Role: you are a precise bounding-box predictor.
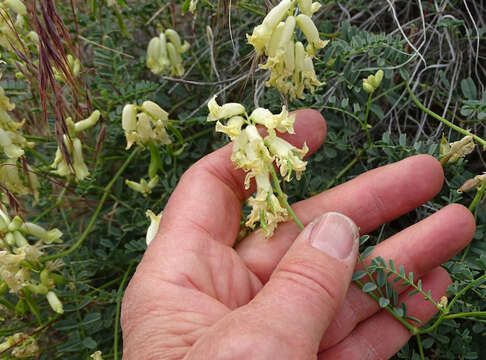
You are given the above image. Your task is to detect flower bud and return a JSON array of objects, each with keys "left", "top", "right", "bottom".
[
  {"left": 72, "top": 138, "right": 89, "bottom": 180},
  {"left": 74, "top": 110, "right": 100, "bottom": 133},
  {"left": 297, "top": 0, "right": 312, "bottom": 16},
  {"left": 46, "top": 291, "right": 64, "bottom": 314},
  {"left": 8, "top": 215, "right": 23, "bottom": 232},
  {"left": 207, "top": 96, "right": 246, "bottom": 121},
  {"left": 145, "top": 209, "right": 162, "bottom": 245},
  {"left": 141, "top": 101, "right": 168, "bottom": 122},
  {"left": 165, "top": 29, "right": 190, "bottom": 54},
  {"left": 262, "top": 0, "right": 292, "bottom": 31},
  {"left": 122, "top": 104, "right": 137, "bottom": 137},
  {"left": 296, "top": 14, "right": 327, "bottom": 54}
]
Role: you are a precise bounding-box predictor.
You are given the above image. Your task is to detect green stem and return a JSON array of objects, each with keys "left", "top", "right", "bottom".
[
  {"left": 469, "top": 181, "right": 486, "bottom": 213},
  {"left": 33, "top": 186, "right": 68, "bottom": 223},
  {"left": 354, "top": 279, "right": 418, "bottom": 334},
  {"left": 113, "top": 261, "right": 135, "bottom": 360},
  {"left": 406, "top": 82, "right": 486, "bottom": 148},
  {"left": 418, "top": 273, "right": 486, "bottom": 334},
  {"left": 40, "top": 148, "right": 141, "bottom": 262},
  {"left": 326, "top": 150, "right": 363, "bottom": 189},
  {"left": 416, "top": 334, "right": 425, "bottom": 360},
  {"left": 0, "top": 296, "right": 16, "bottom": 311},
  {"left": 460, "top": 181, "right": 486, "bottom": 261},
  {"left": 319, "top": 105, "right": 364, "bottom": 127},
  {"left": 270, "top": 167, "right": 304, "bottom": 230},
  {"left": 363, "top": 92, "right": 373, "bottom": 146}
]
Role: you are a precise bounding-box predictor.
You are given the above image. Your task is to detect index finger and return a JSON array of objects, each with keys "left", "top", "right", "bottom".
[{"left": 155, "top": 109, "right": 327, "bottom": 247}]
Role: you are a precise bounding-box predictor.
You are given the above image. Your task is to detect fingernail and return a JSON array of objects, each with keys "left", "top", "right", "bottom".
[{"left": 309, "top": 212, "right": 359, "bottom": 259}]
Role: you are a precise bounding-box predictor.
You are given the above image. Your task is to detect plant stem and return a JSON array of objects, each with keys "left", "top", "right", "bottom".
[
  {"left": 406, "top": 82, "right": 486, "bottom": 148},
  {"left": 326, "top": 150, "right": 363, "bottom": 189},
  {"left": 354, "top": 279, "right": 418, "bottom": 334},
  {"left": 319, "top": 105, "right": 363, "bottom": 126},
  {"left": 418, "top": 273, "right": 486, "bottom": 334},
  {"left": 469, "top": 181, "right": 486, "bottom": 213},
  {"left": 363, "top": 92, "right": 373, "bottom": 146},
  {"left": 40, "top": 148, "right": 141, "bottom": 262},
  {"left": 33, "top": 186, "right": 68, "bottom": 223},
  {"left": 416, "top": 334, "right": 425, "bottom": 360},
  {"left": 113, "top": 261, "right": 135, "bottom": 360},
  {"left": 0, "top": 296, "right": 16, "bottom": 311},
  {"left": 270, "top": 167, "right": 304, "bottom": 230}
]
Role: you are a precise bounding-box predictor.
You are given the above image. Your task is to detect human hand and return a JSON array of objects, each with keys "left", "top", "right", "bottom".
[{"left": 121, "top": 110, "right": 475, "bottom": 359}]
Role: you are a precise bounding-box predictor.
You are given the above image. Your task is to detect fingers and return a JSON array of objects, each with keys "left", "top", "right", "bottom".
[
  {"left": 154, "top": 109, "right": 326, "bottom": 248},
  {"left": 237, "top": 154, "right": 444, "bottom": 281},
  {"left": 319, "top": 203, "right": 475, "bottom": 349},
  {"left": 318, "top": 267, "right": 451, "bottom": 359},
  {"left": 185, "top": 212, "right": 360, "bottom": 359}
]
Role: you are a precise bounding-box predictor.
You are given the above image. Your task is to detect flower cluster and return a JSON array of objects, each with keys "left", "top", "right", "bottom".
[
  {"left": 146, "top": 29, "right": 189, "bottom": 76},
  {"left": 0, "top": 71, "right": 40, "bottom": 204},
  {"left": 247, "top": 0, "right": 327, "bottom": 99},
  {"left": 0, "top": 206, "right": 64, "bottom": 314},
  {"left": 122, "top": 101, "right": 171, "bottom": 195},
  {"left": 0, "top": 0, "right": 39, "bottom": 54},
  {"left": 51, "top": 110, "right": 100, "bottom": 181},
  {"left": 207, "top": 96, "right": 308, "bottom": 237},
  {"left": 362, "top": 70, "right": 384, "bottom": 94},
  {"left": 122, "top": 101, "right": 171, "bottom": 150},
  {"left": 0, "top": 332, "right": 39, "bottom": 358}
]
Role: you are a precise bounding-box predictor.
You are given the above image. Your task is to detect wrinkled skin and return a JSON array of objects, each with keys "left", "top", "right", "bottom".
[{"left": 122, "top": 110, "right": 475, "bottom": 360}]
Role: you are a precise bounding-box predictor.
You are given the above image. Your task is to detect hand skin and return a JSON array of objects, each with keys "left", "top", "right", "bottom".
[{"left": 121, "top": 109, "right": 475, "bottom": 360}]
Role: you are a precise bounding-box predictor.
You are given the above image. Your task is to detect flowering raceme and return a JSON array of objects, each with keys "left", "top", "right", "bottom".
[
  {"left": 207, "top": 96, "right": 308, "bottom": 237},
  {"left": 0, "top": 71, "right": 40, "bottom": 203},
  {"left": 122, "top": 101, "right": 171, "bottom": 150},
  {"left": 247, "top": 0, "right": 327, "bottom": 99},
  {"left": 0, "top": 206, "right": 64, "bottom": 314},
  {"left": 51, "top": 110, "right": 101, "bottom": 181},
  {"left": 146, "top": 28, "right": 189, "bottom": 76}
]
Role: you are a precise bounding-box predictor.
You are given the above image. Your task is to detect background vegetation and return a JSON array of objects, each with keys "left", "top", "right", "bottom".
[{"left": 0, "top": 0, "right": 485, "bottom": 359}]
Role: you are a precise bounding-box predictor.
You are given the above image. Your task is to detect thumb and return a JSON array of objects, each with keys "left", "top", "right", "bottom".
[{"left": 248, "top": 212, "right": 360, "bottom": 356}]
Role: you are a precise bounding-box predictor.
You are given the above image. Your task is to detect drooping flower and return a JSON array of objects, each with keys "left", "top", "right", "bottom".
[
  {"left": 145, "top": 209, "right": 162, "bottom": 245},
  {"left": 207, "top": 97, "right": 307, "bottom": 237},
  {"left": 146, "top": 29, "right": 189, "bottom": 76},
  {"left": 51, "top": 110, "right": 100, "bottom": 181},
  {"left": 125, "top": 176, "right": 159, "bottom": 197},
  {"left": 246, "top": 0, "right": 327, "bottom": 99}
]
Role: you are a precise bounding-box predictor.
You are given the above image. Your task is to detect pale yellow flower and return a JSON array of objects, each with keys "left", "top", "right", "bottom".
[
  {"left": 363, "top": 70, "right": 384, "bottom": 94},
  {"left": 231, "top": 125, "right": 274, "bottom": 189},
  {"left": 246, "top": 0, "right": 292, "bottom": 54},
  {"left": 246, "top": 172, "right": 288, "bottom": 237},
  {"left": 267, "top": 136, "right": 308, "bottom": 181},
  {"left": 90, "top": 351, "right": 104, "bottom": 360},
  {"left": 125, "top": 176, "right": 159, "bottom": 196},
  {"left": 215, "top": 116, "right": 245, "bottom": 140},
  {"left": 207, "top": 96, "right": 246, "bottom": 121},
  {"left": 296, "top": 14, "right": 328, "bottom": 55},
  {"left": 46, "top": 291, "right": 64, "bottom": 314},
  {"left": 145, "top": 209, "right": 162, "bottom": 245}
]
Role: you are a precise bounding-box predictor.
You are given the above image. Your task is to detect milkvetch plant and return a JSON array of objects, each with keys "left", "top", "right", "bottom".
[
  {"left": 247, "top": 0, "right": 327, "bottom": 99},
  {"left": 146, "top": 28, "right": 190, "bottom": 76},
  {"left": 51, "top": 110, "right": 100, "bottom": 181},
  {"left": 207, "top": 95, "right": 307, "bottom": 237}
]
